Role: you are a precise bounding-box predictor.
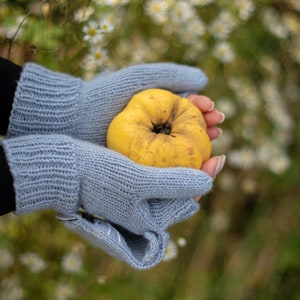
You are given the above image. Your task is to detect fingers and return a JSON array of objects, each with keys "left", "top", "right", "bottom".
[
  {"left": 188, "top": 94, "right": 214, "bottom": 112},
  {"left": 194, "top": 155, "right": 226, "bottom": 201},
  {"left": 194, "top": 155, "right": 226, "bottom": 202},
  {"left": 187, "top": 94, "right": 225, "bottom": 141},
  {"left": 141, "top": 167, "right": 213, "bottom": 200},
  {"left": 207, "top": 127, "right": 223, "bottom": 141},
  {"left": 204, "top": 110, "right": 225, "bottom": 127},
  {"left": 188, "top": 95, "right": 225, "bottom": 126},
  {"left": 201, "top": 155, "right": 226, "bottom": 180}
]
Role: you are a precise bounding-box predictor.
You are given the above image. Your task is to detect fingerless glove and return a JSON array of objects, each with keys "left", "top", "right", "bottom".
[
  {"left": 8, "top": 63, "right": 207, "bottom": 144},
  {"left": 2, "top": 134, "right": 212, "bottom": 269}
]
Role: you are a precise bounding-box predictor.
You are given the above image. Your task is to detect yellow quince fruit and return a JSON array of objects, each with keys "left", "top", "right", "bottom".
[{"left": 107, "top": 88, "right": 211, "bottom": 169}]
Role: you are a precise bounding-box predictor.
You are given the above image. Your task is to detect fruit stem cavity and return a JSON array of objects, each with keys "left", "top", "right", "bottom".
[{"left": 152, "top": 122, "right": 172, "bottom": 135}]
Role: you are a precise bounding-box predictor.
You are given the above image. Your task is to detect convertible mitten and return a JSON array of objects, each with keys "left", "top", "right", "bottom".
[
  {"left": 8, "top": 63, "right": 208, "bottom": 144},
  {"left": 1, "top": 134, "right": 212, "bottom": 269}
]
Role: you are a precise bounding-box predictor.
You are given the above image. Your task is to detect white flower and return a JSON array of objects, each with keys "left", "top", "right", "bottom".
[
  {"left": 228, "top": 147, "right": 257, "bottom": 169},
  {"left": 20, "top": 252, "right": 46, "bottom": 273},
  {"left": 99, "top": 19, "right": 114, "bottom": 32},
  {"left": 171, "top": 1, "right": 195, "bottom": 22},
  {"left": 55, "top": 284, "right": 74, "bottom": 300},
  {"left": 0, "top": 277, "right": 24, "bottom": 300},
  {"left": 6, "top": 15, "right": 27, "bottom": 40},
  {"left": 257, "top": 140, "right": 291, "bottom": 174},
  {"left": 268, "top": 154, "right": 290, "bottom": 174},
  {"left": 87, "top": 47, "right": 108, "bottom": 65},
  {"left": 228, "top": 77, "right": 260, "bottom": 111},
  {"left": 260, "top": 55, "right": 281, "bottom": 76},
  {"left": 83, "top": 21, "right": 103, "bottom": 43},
  {"left": 177, "top": 237, "right": 187, "bottom": 247},
  {"left": 187, "top": 17, "right": 206, "bottom": 37},
  {"left": 61, "top": 252, "right": 83, "bottom": 274},
  {"left": 213, "top": 41, "right": 235, "bottom": 63},
  {"left": 209, "top": 11, "right": 237, "bottom": 39},
  {"left": 144, "top": 0, "right": 169, "bottom": 24},
  {"left": 0, "top": 248, "right": 14, "bottom": 269},
  {"left": 74, "top": 6, "right": 95, "bottom": 22},
  {"left": 235, "top": 0, "right": 255, "bottom": 21},
  {"left": 262, "top": 8, "right": 290, "bottom": 39},
  {"left": 261, "top": 80, "right": 294, "bottom": 131},
  {"left": 162, "top": 239, "right": 178, "bottom": 262},
  {"left": 97, "top": 275, "right": 107, "bottom": 285}
]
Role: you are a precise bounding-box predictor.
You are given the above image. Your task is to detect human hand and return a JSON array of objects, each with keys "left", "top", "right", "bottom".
[
  {"left": 2, "top": 134, "right": 212, "bottom": 269},
  {"left": 188, "top": 94, "right": 225, "bottom": 141},
  {"left": 8, "top": 63, "right": 207, "bottom": 145},
  {"left": 187, "top": 94, "right": 226, "bottom": 200}
]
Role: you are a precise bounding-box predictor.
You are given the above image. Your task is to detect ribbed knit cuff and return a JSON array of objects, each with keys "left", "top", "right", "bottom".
[
  {"left": 7, "top": 63, "right": 82, "bottom": 137},
  {"left": 2, "top": 135, "right": 80, "bottom": 215}
]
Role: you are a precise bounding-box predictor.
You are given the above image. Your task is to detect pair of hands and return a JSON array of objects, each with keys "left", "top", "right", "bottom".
[{"left": 4, "top": 62, "right": 225, "bottom": 269}]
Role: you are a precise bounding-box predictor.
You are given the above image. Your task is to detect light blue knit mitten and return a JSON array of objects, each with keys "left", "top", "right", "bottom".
[
  {"left": 7, "top": 63, "right": 208, "bottom": 144},
  {"left": 2, "top": 134, "right": 213, "bottom": 269}
]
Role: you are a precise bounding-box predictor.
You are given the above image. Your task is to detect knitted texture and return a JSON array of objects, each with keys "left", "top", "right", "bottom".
[
  {"left": 62, "top": 214, "right": 169, "bottom": 270},
  {"left": 8, "top": 63, "right": 208, "bottom": 144},
  {"left": 1, "top": 134, "right": 213, "bottom": 269},
  {"left": 2, "top": 135, "right": 79, "bottom": 215}
]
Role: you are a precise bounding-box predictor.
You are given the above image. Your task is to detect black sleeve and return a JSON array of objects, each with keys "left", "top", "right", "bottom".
[
  {"left": 0, "top": 145, "right": 16, "bottom": 215},
  {"left": 0, "top": 56, "right": 22, "bottom": 135},
  {"left": 0, "top": 56, "right": 21, "bottom": 215}
]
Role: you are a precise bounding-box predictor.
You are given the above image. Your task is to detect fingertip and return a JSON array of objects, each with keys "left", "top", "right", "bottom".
[
  {"left": 207, "top": 127, "right": 223, "bottom": 140},
  {"left": 194, "top": 196, "right": 201, "bottom": 202},
  {"left": 218, "top": 112, "right": 225, "bottom": 124},
  {"left": 201, "top": 155, "right": 226, "bottom": 179},
  {"left": 188, "top": 95, "right": 214, "bottom": 112}
]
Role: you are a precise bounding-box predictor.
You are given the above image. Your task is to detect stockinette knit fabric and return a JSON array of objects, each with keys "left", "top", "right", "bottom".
[
  {"left": 7, "top": 62, "right": 208, "bottom": 144},
  {"left": 1, "top": 134, "right": 212, "bottom": 269}
]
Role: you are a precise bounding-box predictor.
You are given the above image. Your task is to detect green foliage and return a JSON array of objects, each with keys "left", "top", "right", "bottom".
[{"left": 1, "top": 0, "right": 300, "bottom": 299}]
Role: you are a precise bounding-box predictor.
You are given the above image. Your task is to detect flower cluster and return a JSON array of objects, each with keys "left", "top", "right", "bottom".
[
  {"left": 20, "top": 252, "right": 47, "bottom": 273},
  {"left": 0, "top": 243, "right": 85, "bottom": 299},
  {"left": 80, "top": 15, "right": 115, "bottom": 76}
]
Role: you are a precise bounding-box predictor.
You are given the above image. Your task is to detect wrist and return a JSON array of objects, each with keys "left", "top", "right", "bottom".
[
  {"left": 7, "top": 63, "right": 82, "bottom": 138},
  {"left": 0, "top": 145, "right": 16, "bottom": 215},
  {"left": 2, "top": 135, "right": 80, "bottom": 215}
]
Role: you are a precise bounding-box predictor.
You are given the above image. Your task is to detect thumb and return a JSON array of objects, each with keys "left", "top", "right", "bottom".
[
  {"left": 201, "top": 155, "right": 226, "bottom": 179},
  {"left": 148, "top": 198, "right": 199, "bottom": 229},
  {"left": 139, "top": 167, "right": 213, "bottom": 200}
]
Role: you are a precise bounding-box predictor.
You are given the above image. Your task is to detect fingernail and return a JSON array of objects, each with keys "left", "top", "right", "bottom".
[
  {"left": 217, "top": 128, "right": 223, "bottom": 137},
  {"left": 213, "top": 155, "right": 226, "bottom": 178},
  {"left": 208, "top": 101, "right": 215, "bottom": 112},
  {"left": 218, "top": 112, "right": 225, "bottom": 124}
]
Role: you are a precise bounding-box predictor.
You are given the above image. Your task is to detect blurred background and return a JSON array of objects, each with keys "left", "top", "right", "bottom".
[{"left": 0, "top": 0, "right": 299, "bottom": 299}]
